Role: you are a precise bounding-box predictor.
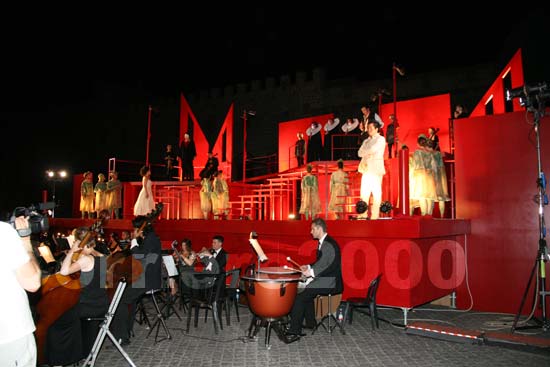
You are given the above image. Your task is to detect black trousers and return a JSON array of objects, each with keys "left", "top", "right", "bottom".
[
  {"left": 182, "top": 160, "right": 194, "bottom": 180},
  {"left": 288, "top": 287, "right": 319, "bottom": 334},
  {"left": 110, "top": 286, "right": 146, "bottom": 341}
]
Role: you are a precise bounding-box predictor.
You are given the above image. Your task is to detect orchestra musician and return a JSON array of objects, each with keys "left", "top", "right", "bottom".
[
  {"left": 173, "top": 238, "right": 197, "bottom": 271},
  {"left": 180, "top": 235, "right": 227, "bottom": 295},
  {"left": 200, "top": 235, "right": 227, "bottom": 274},
  {"left": 44, "top": 226, "right": 109, "bottom": 366},
  {"left": 169, "top": 239, "right": 196, "bottom": 298},
  {"left": 110, "top": 215, "right": 162, "bottom": 346},
  {"left": 285, "top": 218, "right": 343, "bottom": 343}
]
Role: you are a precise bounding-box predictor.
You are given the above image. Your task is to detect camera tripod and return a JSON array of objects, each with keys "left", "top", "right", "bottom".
[{"left": 511, "top": 103, "right": 550, "bottom": 333}]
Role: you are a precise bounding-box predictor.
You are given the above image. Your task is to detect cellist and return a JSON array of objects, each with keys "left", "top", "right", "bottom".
[
  {"left": 110, "top": 214, "right": 162, "bottom": 346},
  {"left": 44, "top": 226, "right": 109, "bottom": 366}
]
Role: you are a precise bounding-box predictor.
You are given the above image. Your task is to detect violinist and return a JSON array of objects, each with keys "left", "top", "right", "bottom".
[
  {"left": 110, "top": 215, "right": 162, "bottom": 346},
  {"left": 173, "top": 238, "right": 197, "bottom": 270},
  {"left": 108, "top": 232, "right": 123, "bottom": 255},
  {"left": 44, "top": 226, "right": 109, "bottom": 366},
  {"left": 119, "top": 230, "right": 131, "bottom": 250}
]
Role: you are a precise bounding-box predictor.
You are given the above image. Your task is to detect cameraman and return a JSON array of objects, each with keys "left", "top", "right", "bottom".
[{"left": 0, "top": 216, "right": 41, "bottom": 367}]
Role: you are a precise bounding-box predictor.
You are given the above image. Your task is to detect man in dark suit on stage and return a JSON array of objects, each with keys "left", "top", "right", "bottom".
[
  {"left": 285, "top": 218, "right": 343, "bottom": 343},
  {"left": 180, "top": 133, "right": 197, "bottom": 181}
]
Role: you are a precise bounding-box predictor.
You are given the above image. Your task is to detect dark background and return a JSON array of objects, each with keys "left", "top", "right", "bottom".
[{"left": 1, "top": 5, "right": 547, "bottom": 217}]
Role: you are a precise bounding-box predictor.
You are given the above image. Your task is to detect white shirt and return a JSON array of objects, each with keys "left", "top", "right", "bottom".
[
  {"left": 358, "top": 133, "right": 386, "bottom": 176},
  {"left": 0, "top": 222, "right": 35, "bottom": 343},
  {"left": 310, "top": 233, "right": 328, "bottom": 278}
]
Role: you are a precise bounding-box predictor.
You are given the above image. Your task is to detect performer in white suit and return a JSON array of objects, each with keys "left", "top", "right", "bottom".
[{"left": 357, "top": 120, "right": 386, "bottom": 219}]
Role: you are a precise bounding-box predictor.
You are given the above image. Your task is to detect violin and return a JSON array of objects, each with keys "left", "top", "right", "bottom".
[{"left": 71, "top": 209, "right": 110, "bottom": 263}]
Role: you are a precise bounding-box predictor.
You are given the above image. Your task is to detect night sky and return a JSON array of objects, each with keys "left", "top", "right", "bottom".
[{"left": 1, "top": 5, "right": 547, "bottom": 217}]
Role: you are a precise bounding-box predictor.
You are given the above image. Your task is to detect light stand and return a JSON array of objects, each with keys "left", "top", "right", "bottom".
[
  {"left": 46, "top": 170, "right": 67, "bottom": 218},
  {"left": 392, "top": 63, "right": 405, "bottom": 158},
  {"left": 511, "top": 93, "right": 549, "bottom": 333},
  {"left": 242, "top": 109, "right": 256, "bottom": 182}
]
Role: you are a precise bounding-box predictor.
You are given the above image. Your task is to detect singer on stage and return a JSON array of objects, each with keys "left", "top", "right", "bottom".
[
  {"left": 285, "top": 218, "right": 343, "bottom": 343},
  {"left": 428, "top": 127, "right": 440, "bottom": 152}
]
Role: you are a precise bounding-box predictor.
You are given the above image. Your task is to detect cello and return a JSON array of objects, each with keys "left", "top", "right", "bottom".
[
  {"left": 105, "top": 203, "right": 163, "bottom": 298},
  {"left": 35, "top": 211, "right": 109, "bottom": 365}
]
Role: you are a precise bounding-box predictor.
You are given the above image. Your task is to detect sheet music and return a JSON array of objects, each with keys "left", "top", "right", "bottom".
[
  {"left": 162, "top": 255, "right": 178, "bottom": 277},
  {"left": 249, "top": 238, "right": 268, "bottom": 262},
  {"left": 38, "top": 245, "right": 55, "bottom": 263}
]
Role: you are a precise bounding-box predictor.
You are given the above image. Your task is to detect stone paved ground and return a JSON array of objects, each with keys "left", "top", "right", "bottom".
[{"left": 86, "top": 298, "right": 550, "bottom": 367}]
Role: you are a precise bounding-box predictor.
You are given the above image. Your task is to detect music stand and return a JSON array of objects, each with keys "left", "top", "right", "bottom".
[
  {"left": 37, "top": 245, "right": 56, "bottom": 264},
  {"left": 82, "top": 280, "right": 136, "bottom": 367},
  {"left": 161, "top": 255, "right": 182, "bottom": 321},
  {"left": 53, "top": 236, "right": 71, "bottom": 252}
]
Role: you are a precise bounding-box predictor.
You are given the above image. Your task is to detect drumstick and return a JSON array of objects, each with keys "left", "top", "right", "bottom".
[
  {"left": 283, "top": 265, "right": 304, "bottom": 274},
  {"left": 286, "top": 256, "right": 302, "bottom": 269}
]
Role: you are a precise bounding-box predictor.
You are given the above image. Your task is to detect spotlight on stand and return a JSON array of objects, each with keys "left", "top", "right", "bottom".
[
  {"left": 46, "top": 169, "right": 68, "bottom": 218},
  {"left": 506, "top": 82, "right": 550, "bottom": 110}
]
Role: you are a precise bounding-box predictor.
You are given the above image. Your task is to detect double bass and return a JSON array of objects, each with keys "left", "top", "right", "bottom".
[
  {"left": 105, "top": 203, "right": 164, "bottom": 297},
  {"left": 35, "top": 210, "right": 109, "bottom": 365}
]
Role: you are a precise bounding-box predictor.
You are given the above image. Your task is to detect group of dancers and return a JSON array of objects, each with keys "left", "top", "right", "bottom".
[{"left": 80, "top": 171, "right": 123, "bottom": 219}]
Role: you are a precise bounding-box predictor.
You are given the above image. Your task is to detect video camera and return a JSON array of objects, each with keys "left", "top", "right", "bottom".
[
  {"left": 506, "top": 82, "right": 550, "bottom": 111},
  {"left": 9, "top": 203, "right": 53, "bottom": 237}
]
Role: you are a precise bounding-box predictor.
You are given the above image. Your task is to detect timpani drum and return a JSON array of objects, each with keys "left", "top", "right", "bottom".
[{"left": 242, "top": 267, "right": 301, "bottom": 319}]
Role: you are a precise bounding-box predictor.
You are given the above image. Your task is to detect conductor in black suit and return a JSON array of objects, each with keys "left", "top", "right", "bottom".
[{"left": 285, "top": 218, "right": 343, "bottom": 343}]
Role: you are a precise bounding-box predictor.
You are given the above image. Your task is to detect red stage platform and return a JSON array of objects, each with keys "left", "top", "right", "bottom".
[{"left": 50, "top": 215, "right": 470, "bottom": 319}]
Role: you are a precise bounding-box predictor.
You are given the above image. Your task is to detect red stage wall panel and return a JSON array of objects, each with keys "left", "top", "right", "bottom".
[
  {"left": 211, "top": 104, "right": 234, "bottom": 181},
  {"left": 50, "top": 216, "right": 469, "bottom": 310},
  {"left": 151, "top": 218, "right": 469, "bottom": 308},
  {"left": 179, "top": 94, "right": 213, "bottom": 179},
  {"left": 454, "top": 110, "right": 550, "bottom": 314},
  {"left": 379, "top": 94, "right": 452, "bottom": 154},
  {"left": 470, "top": 48, "right": 525, "bottom": 117}
]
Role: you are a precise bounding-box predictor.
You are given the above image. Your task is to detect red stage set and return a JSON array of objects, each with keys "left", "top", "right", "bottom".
[{"left": 59, "top": 48, "right": 550, "bottom": 319}]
